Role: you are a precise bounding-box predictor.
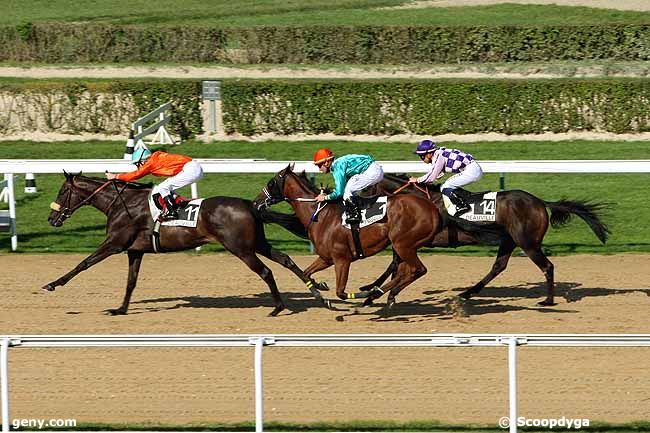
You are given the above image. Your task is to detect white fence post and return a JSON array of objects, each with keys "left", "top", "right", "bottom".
[
  {"left": 508, "top": 338, "right": 518, "bottom": 433},
  {"left": 1, "top": 337, "right": 9, "bottom": 433},
  {"left": 252, "top": 337, "right": 266, "bottom": 433}
]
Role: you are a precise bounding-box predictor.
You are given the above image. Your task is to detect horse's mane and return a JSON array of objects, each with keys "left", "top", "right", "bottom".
[
  {"left": 75, "top": 174, "right": 153, "bottom": 190},
  {"left": 293, "top": 170, "right": 332, "bottom": 194}
]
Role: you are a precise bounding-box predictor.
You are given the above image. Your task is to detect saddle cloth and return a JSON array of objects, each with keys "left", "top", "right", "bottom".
[
  {"left": 148, "top": 193, "right": 204, "bottom": 228},
  {"left": 443, "top": 191, "right": 498, "bottom": 222},
  {"left": 341, "top": 196, "right": 388, "bottom": 229}
]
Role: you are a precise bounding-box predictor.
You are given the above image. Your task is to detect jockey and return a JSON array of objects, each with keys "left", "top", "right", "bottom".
[
  {"left": 313, "top": 148, "right": 384, "bottom": 224},
  {"left": 409, "top": 139, "right": 483, "bottom": 216},
  {"left": 106, "top": 148, "right": 203, "bottom": 220}
]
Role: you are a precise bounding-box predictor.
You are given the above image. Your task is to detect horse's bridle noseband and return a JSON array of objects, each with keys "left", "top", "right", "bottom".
[{"left": 258, "top": 174, "right": 287, "bottom": 209}]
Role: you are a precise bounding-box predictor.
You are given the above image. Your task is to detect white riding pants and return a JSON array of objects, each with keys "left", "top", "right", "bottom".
[
  {"left": 154, "top": 160, "right": 204, "bottom": 197},
  {"left": 441, "top": 161, "right": 483, "bottom": 190},
  {"left": 343, "top": 162, "right": 384, "bottom": 200}
]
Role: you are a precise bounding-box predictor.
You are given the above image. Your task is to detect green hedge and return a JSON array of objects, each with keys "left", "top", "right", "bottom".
[
  {"left": 0, "top": 80, "right": 202, "bottom": 138},
  {"left": 3, "top": 78, "right": 650, "bottom": 136},
  {"left": 3, "top": 23, "right": 650, "bottom": 63},
  {"left": 223, "top": 78, "right": 650, "bottom": 135}
]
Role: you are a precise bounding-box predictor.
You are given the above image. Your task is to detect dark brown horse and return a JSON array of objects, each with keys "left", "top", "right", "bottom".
[
  {"left": 253, "top": 164, "right": 445, "bottom": 310},
  {"left": 45, "top": 173, "right": 326, "bottom": 316},
  {"left": 362, "top": 173, "right": 610, "bottom": 306}
]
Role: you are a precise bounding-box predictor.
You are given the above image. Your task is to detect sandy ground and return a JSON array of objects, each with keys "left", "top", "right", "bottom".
[
  {"left": 393, "top": 0, "right": 650, "bottom": 11},
  {"left": 1, "top": 253, "right": 649, "bottom": 425}
]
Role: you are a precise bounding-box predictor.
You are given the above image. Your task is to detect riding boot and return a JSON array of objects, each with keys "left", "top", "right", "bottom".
[
  {"left": 344, "top": 197, "right": 364, "bottom": 258},
  {"left": 344, "top": 198, "right": 362, "bottom": 225},
  {"left": 162, "top": 195, "right": 179, "bottom": 220},
  {"left": 447, "top": 190, "right": 471, "bottom": 216},
  {"left": 152, "top": 193, "right": 164, "bottom": 211}
]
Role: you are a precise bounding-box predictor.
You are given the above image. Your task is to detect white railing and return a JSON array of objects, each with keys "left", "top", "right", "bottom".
[
  {"left": 2, "top": 334, "right": 650, "bottom": 433},
  {"left": 1, "top": 159, "right": 648, "bottom": 251},
  {"left": 1, "top": 159, "right": 650, "bottom": 174}
]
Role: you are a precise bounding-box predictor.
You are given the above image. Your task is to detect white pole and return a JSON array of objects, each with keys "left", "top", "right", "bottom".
[
  {"left": 508, "top": 338, "right": 518, "bottom": 433},
  {"left": 7, "top": 175, "right": 17, "bottom": 251},
  {"left": 191, "top": 183, "right": 201, "bottom": 252},
  {"left": 254, "top": 337, "right": 264, "bottom": 433},
  {"left": 1, "top": 338, "right": 9, "bottom": 433}
]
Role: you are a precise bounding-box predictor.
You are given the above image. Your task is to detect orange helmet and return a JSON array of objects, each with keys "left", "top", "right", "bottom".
[{"left": 313, "top": 148, "right": 334, "bottom": 165}]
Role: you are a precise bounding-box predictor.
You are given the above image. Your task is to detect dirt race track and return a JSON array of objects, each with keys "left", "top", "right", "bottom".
[{"left": 1, "top": 253, "right": 650, "bottom": 426}]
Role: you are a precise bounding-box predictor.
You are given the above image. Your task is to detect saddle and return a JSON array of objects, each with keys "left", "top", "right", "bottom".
[
  {"left": 339, "top": 196, "right": 388, "bottom": 230},
  {"left": 454, "top": 188, "right": 492, "bottom": 203},
  {"left": 148, "top": 193, "right": 204, "bottom": 227}
]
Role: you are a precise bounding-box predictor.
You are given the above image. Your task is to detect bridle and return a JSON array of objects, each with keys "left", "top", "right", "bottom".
[{"left": 50, "top": 178, "right": 132, "bottom": 224}]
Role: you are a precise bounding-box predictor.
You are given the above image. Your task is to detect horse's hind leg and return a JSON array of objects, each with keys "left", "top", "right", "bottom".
[
  {"left": 236, "top": 252, "right": 286, "bottom": 316},
  {"left": 522, "top": 247, "right": 555, "bottom": 306},
  {"left": 460, "top": 237, "right": 516, "bottom": 300},
  {"left": 359, "top": 249, "right": 401, "bottom": 292},
  {"left": 384, "top": 250, "right": 427, "bottom": 311},
  {"left": 106, "top": 250, "right": 144, "bottom": 316}
]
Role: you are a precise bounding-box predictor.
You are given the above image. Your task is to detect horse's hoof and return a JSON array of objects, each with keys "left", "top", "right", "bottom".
[
  {"left": 362, "top": 298, "right": 374, "bottom": 307},
  {"left": 269, "top": 306, "right": 285, "bottom": 317},
  {"left": 324, "top": 299, "right": 333, "bottom": 309},
  {"left": 104, "top": 309, "right": 127, "bottom": 316},
  {"left": 42, "top": 283, "right": 55, "bottom": 292},
  {"left": 459, "top": 290, "right": 472, "bottom": 300},
  {"left": 537, "top": 299, "right": 556, "bottom": 307},
  {"left": 316, "top": 281, "right": 329, "bottom": 291}
]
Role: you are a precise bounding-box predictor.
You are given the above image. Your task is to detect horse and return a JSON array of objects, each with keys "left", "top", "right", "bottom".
[
  {"left": 45, "top": 172, "right": 327, "bottom": 316},
  {"left": 253, "top": 164, "right": 446, "bottom": 310},
  {"left": 362, "top": 173, "right": 611, "bottom": 306}
]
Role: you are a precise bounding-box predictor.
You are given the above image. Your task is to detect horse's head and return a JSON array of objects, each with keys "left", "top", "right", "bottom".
[
  {"left": 254, "top": 163, "right": 295, "bottom": 210},
  {"left": 47, "top": 172, "right": 95, "bottom": 227}
]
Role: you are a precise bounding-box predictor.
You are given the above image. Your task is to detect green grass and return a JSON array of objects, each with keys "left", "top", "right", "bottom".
[
  {"left": 1, "top": 139, "right": 649, "bottom": 255},
  {"left": 3, "top": 2, "right": 650, "bottom": 27},
  {"left": 19, "top": 419, "right": 650, "bottom": 432}
]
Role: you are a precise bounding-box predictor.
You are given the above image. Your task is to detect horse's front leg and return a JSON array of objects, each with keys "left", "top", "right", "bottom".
[
  {"left": 334, "top": 259, "right": 352, "bottom": 300},
  {"left": 303, "top": 256, "right": 333, "bottom": 291},
  {"left": 42, "top": 238, "right": 125, "bottom": 292},
  {"left": 105, "top": 250, "right": 144, "bottom": 316},
  {"left": 260, "top": 247, "right": 332, "bottom": 309}
]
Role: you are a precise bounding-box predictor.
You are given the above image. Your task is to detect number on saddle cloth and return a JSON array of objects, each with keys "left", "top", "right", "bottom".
[
  {"left": 342, "top": 196, "right": 388, "bottom": 229},
  {"left": 443, "top": 190, "right": 498, "bottom": 222},
  {"left": 148, "top": 193, "right": 205, "bottom": 227}
]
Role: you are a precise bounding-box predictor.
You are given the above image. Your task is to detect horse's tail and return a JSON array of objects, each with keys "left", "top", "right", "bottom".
[
  {"left": 544, "top": 199, "right": 611, "bottom": 244},
  {"left": 257, "top": 208, "right": 309, "bottom": 239}
]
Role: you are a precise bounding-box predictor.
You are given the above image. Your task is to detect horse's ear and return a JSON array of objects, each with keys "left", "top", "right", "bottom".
[
  {"left": 63, "top": 170, "right": 70, "bottom": 179},
  {"left": 290, "top": 162, "right": 295, "bottom": 171}
]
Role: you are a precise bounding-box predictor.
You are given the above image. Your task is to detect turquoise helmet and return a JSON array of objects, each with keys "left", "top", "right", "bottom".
[{"left": 131, "top": 148, "right": 152, "bottom": 164}]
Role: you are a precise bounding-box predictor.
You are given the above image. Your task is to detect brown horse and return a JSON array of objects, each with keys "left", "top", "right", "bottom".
[
  {"left": 45, "top": 172, "right": 326, "bottom": 316},
  {"left": 253, "top": 164, "right": 445, "bottom": 310},
  {"left": 362, "top": 173, "right": 611, "bottom": 306}
]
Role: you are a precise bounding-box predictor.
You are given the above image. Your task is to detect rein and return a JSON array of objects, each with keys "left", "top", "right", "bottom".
[
  {"left": 107, "top": 182, "right": 133, "bottom": 219},
  {"left": 67, "top": 180, "right": 114, "bottom": 213},
  {"left": 51, "top": 179, "right": 133, "bottom": 220},
  {"left": 393, "top": 182, "right": 431, "bottom": 200}
]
